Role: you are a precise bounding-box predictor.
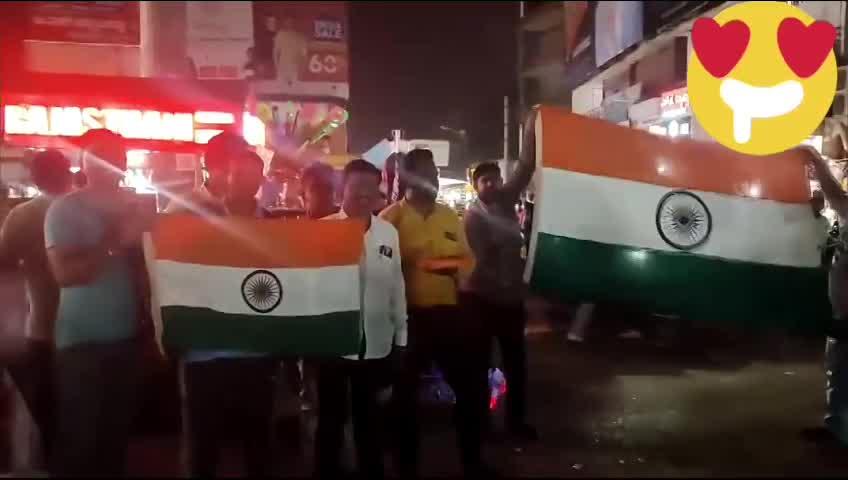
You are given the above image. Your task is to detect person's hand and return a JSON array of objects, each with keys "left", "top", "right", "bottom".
[
  {"left": 520, "top": 108, "right": 538, "bottom": 164},
  {"left": 522, "top": 108, "right": 539, "bottom": 139},
  {"left": 798, "top": 144, "right": 824, "bottom": 166},
  {"left": 419, "top": 257, "right": 468, "bottom": 276}
]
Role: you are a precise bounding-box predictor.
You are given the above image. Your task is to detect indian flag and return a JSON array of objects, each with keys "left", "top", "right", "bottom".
[
  {"left": 144, "top": 215, "right": 364, "bottom": 355},
  {"left": 525, "top": 107, "right": 832, "bottom": 334}
]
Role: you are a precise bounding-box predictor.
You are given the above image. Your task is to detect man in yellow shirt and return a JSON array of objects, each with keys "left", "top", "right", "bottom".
[{"left": 380, "top": 148, "right": 490, "bottom": 476}]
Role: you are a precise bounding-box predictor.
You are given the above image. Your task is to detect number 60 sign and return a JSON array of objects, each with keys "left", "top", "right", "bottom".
[{"left": 301, "top": 49, "right": 348, "bottom": 82}]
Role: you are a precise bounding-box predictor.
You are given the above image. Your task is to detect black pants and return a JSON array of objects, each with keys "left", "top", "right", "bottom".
[
  {"left": 471, "top": 295, "right": 529, "bottom": 431},
  {"left": 51, "top": 338, "right": 141, "bottom": 477},
  {"left": 393, "top": 304, "right": 489, "bottom": 475},
  {"left": 315, "top": 358, "right": 387, "bottom": 479},
  {"left": 180, "top": 356, "right": 278, "bottom": 477},
  {"left": 8, "top": 339, "right": 55, "bottom": 462}
]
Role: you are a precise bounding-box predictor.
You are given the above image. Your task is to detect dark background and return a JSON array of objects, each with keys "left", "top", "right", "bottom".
[{"left": 348, "top": 1, "right": 519, "bottom": 174}]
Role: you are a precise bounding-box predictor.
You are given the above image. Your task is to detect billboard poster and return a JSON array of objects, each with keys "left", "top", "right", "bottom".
[
  {"left": 186, "top": 1, "right": 254, "bottom": 80},
  {"left": 564, "top": 1, "right": 590, "bottom": 61},
  {"left": 594, "top": 1, "right": 643, "bottom": 68},
  {"left": 250, "top": 1, "right": 349, "bottom": 99},
  {"left": 23, "top": 1, "right": 140, "bottom": 45},
  {"left": 254, "top": 100, "right": 349, "bottom": 161}
]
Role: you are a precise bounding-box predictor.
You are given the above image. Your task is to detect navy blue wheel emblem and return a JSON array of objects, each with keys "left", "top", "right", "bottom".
[
  {"left": 656, "top": 191, "right": 712, "bottom": 250},
  {"left": 241, "top": 270, "right": 283, "bottom": 313}
]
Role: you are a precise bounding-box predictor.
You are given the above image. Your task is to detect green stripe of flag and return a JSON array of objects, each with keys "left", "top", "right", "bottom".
[
  {"left": 161, "top": 307, "right": 361, "bottom": 356},
  {"left": 530, "top": 233, "right": 834, "bottom": 335}
]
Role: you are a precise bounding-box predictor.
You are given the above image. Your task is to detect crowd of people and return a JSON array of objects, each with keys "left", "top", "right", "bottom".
[
  {"left": 0, "top": 108, "right": 542, "bottom": 477},
  {"left": 6, "top": 100, "right": 848, "bottom": 477}
]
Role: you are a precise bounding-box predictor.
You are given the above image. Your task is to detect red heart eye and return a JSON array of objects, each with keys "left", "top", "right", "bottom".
[
  {"left": 691, "top": 18, "right": 751, "bottom": 78},
  {"left": 778, "top": 18, "right": 836, "bottom": 78}
]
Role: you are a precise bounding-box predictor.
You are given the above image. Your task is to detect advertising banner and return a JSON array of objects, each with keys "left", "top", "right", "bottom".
[
  {"left": 594, "top": 1, "right": 643, "bottom": 68},
  {"left": 23, "top": 1, "right": 140, "bottom": 45},
  {"left": 186, "top": 1, "right": 254, "bottom": 80},
  {"left": 563, "top": 1, "right": 591, "bottom": 62},
  {"left": 254, "top": 100, "right": 349, "bottom": 160},
  {"left": 250, "top": 1, "right": 349, "bottom": 98}
]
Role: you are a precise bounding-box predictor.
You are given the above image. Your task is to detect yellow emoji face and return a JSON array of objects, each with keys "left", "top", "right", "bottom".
[{"left": 688, "top": 1, "right": 836, "bottom": 156}]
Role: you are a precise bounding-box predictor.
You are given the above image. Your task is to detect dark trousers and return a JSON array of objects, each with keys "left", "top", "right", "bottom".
[
  {"left": 51, "top": 338, "right": 141, "bottom": 477},
  {"left": 180, "top": 356, "right": 277, "bottom": 477},
  {"left": 393, "top": 304, "right": 489, "bottom": 475},
  {"left": 8, "top": 339, "right": 55, "bottom": 461},
  {"left": 471, "top": 295, "right": 529, "bottom": 430},
  {"left": 315, "top": 358, "right": 387, "bottom": 479}
]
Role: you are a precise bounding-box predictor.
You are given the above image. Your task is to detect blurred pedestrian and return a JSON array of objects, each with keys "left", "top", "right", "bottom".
[
  {"left": 380, "top": 148, "right": 491, "bottom": 476},
  {"left": 803, "top": 146, "right": 848, "bottom": 449},
  {"left": 165, "top": 130, "right": 248, "bottom": 216},
  {"left": 464, "top": 109, "right": 538, "bottom": 442},
  {"left": 0, "top": 149, "right": 72, "bottom": 466},
  {"left": 302, "top": 161, "right": 338, "bottom": 220},
  {"left": 567, "top": 303, "right": 596, "bottom": 344},
  {"left": 273, "top": 15, "right": 307, "bottom": 86},
  {"left": 45, "top": 130, "right": 149, "bottom": 476},
  {"left": 314, "top": 160, "right": 407, "bottom": 479}
]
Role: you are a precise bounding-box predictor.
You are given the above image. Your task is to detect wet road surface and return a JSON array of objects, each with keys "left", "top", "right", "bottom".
[
  {"left": 2, "top": 282, "right": 847, "bottom": 476},
  {"left": 126, "top": 310, "right": 848, "bottom": 477}
]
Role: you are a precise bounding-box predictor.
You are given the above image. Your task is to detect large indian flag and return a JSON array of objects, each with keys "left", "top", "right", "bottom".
[
  {"left": 144, "top": 215, "right": 364, "bottom": 355},
  {"left": 526, "top": 107, "right": 833, "bottom": 334}
]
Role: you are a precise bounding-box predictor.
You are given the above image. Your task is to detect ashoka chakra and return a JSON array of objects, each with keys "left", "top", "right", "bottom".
[
  {"left": 656, "top": 191, "right": 712, "bottom": 250},
  {"left": 241, "top": 270, "right": 283, "bottom": 313}
]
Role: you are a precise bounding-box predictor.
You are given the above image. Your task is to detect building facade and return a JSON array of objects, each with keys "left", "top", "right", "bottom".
[{"left": 518, "top": 1, "right": 848, "bottom": 148}]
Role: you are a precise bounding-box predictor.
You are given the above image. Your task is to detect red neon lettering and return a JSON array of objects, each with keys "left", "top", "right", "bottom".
[{"left": 3, "top": 105, "right": 230, "bottom": 144}]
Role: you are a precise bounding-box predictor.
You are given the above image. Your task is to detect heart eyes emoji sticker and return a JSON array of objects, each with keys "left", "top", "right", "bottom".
[
  {"left": 692, "top": 18, "right": 750, "bottom": 78},
  {"left": 777, "top": 18, "right": 836, "bottom": 78},
  {"left": 687, "top": 1, "right": 837, "bottom": 156}
]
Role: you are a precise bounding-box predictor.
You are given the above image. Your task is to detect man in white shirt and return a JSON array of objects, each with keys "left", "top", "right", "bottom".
[{"left": 315, "top": 159, "right": 407, "bottom": 479}]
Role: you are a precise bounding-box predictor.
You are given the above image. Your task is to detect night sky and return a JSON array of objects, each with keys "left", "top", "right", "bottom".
[{"left": 348, "top": 2, "right": 519, "bottom": 174}]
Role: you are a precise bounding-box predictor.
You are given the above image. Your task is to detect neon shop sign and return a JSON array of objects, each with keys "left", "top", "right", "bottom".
[{"left": 3, "top": 105, "right": 238, "bottom": 144}]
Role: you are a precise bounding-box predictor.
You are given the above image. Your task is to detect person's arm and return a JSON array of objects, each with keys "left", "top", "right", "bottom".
[
  {"left": 455, "top": 215, "right": 475, "bottom": 280},
  {"left": 806, "top": 146, "right": 848, "bottom": 219},
  {"left": 0, "top": 207, "right": 22, "bottom": 269},
  {"left": 500, "top": 108, "right": 539, "bottom": 204},
  {"left": 389, "top": 229, "right": 408, "bottom": 348}
]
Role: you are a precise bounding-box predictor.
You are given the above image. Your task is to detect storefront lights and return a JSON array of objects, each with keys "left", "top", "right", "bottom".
[{"left": 668, "top": 120, "right": 680, "bottom": 138}]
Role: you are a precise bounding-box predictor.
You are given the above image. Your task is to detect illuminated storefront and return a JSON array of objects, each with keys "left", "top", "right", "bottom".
[
  {"left": 631, "top": 87, "right": 693, "bottom": 139},
  {"left": 0, "top": 72, "right": 264, "bottom": 208}
]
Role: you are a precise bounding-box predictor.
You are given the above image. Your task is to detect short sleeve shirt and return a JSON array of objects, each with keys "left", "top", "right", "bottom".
[
  {"left": 45, "top": 191, "right": 139, "bottom": 349},
  {"left": 379, "top": 200, "right": 472, "bottom": 307}
]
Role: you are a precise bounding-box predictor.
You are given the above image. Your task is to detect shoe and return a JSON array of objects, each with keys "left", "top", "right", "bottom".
[{"left": 508, "top": 423, "right": 539, "bottom": 443}]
